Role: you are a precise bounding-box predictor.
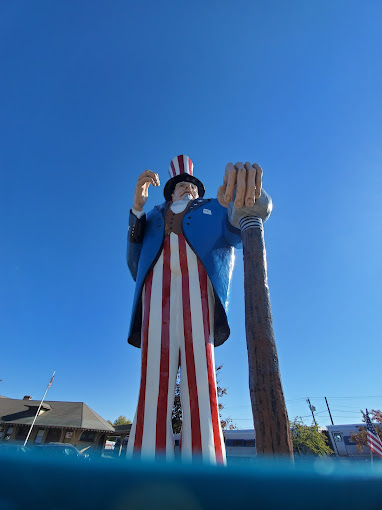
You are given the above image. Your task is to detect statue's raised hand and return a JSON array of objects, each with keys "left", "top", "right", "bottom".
[
  {"left": 217, "top": 162, "right": 263, "bottom": 208},
  {"left": 133, "top": 170, "right": 160, "bottom": 211}
]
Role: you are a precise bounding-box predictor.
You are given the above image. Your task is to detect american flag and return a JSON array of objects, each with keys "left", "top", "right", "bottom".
[
  {"left": 47, "top": 371, "right": 55, "bottom": 389},
  {"left": 365, "top": 409, "right": 382, "bottom": 458}
]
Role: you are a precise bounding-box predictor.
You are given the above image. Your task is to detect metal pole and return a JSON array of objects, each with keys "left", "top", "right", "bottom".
[
  {"left": 325, "top": 397, "right": 334, "bottom": 425},
  {"left": 24, "top": 371, "right": 55, "bottom": 446},
  {"left": 240, "top": 216, "right": 293, "bottom": 457}
]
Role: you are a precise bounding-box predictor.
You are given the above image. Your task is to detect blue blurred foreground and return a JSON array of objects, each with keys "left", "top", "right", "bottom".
[{"left": 1, "top": 451, "right": 382, "bottom": 509}]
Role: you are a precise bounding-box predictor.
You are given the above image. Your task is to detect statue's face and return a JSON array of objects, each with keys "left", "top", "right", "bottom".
[{"left": 172, "top": 181, "right": 199, "bottom": 202}]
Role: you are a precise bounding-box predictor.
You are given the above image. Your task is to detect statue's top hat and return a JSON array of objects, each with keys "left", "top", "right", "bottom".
[{"left": 163, "top": 155, "right": 205, "bottom": 201}]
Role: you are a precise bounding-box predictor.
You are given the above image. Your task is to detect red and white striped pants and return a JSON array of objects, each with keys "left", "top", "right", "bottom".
[{"left": 127, "top": 233, "right": 226, "bottom": 464}]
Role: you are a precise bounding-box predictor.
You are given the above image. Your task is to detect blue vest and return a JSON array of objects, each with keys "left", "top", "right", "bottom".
[{"left": 127, "top": 198, "right": 242, "bottom": 348}]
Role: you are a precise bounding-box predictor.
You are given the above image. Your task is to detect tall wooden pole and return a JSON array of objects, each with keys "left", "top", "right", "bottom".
[
  {"left": 229, "top": 188, "right": 293, "bottom": 458},
  {"left": 239, "top": 217, "right": 293, "bottom": 457}
]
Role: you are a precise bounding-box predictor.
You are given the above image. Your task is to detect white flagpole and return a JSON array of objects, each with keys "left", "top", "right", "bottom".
[{"left": 24, "top": 371, "right": 55, "bottom": 446}]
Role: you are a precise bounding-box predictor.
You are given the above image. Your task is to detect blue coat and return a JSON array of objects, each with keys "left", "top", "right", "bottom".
[{"left": 127, "top": 198, "right": 242, "bottom": 348}]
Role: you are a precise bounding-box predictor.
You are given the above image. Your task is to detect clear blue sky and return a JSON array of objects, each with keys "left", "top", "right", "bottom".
[{"left": 1, "top": 1, "right": 381, "bottom": 428}]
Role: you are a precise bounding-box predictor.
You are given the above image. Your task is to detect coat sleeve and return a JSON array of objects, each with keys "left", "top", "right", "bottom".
[
  {"left": 127, "top": 210, "right": 146, "bottom": 281},
  {"left": 223, "top": 210, "right": 242, "bottom": 249}
]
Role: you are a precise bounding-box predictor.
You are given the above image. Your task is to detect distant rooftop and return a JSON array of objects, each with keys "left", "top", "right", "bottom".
[{"left": 0, "top": 397, "right": 114, "bottom": 432}]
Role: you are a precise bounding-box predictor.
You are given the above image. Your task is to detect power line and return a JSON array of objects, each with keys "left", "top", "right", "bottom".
[
  {"left": 304, "top": 395, "right": 382, "bottom": 400},
  {"left": 330, "top": 404, "right": 365, "bottom": 409},
  {"left": 330, "top": 409, "right": 364, "bottom": 413}
]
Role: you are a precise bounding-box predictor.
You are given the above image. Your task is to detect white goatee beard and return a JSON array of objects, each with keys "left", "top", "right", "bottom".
[
  {"left": 171, "top": 195, "right": 195, "bottom": 214},
  {"left": 173, "top": 194, "right": 194, "bottom": 204},
  {"left": 181, "top": 194, "right": 194, "bottom": 201}
]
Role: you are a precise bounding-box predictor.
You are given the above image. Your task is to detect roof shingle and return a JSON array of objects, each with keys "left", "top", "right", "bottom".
[{"left": 0, "top": 398, "right": 114, "bottom": 432}]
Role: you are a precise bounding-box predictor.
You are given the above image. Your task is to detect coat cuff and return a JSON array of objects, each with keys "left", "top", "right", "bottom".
[
  {"left": 132, "top": 207, "right": 145, "bottom": 219},
  {"left": 129, "top": 210, "right": 146, "bottom": 243}
]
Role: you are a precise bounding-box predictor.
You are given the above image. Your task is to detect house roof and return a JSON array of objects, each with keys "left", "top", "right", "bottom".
[{"left": 0, "top": 398, "right": 114, "bottom": 432}]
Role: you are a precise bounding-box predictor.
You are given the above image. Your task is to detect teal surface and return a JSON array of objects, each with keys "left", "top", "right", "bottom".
[{"left": 1, "top": 454, "right": 382, "bottom": 509}]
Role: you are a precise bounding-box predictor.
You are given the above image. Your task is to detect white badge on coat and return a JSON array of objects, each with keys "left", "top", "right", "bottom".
[{"left": 203, "top": 209, "right": 212, "bottom": 215}]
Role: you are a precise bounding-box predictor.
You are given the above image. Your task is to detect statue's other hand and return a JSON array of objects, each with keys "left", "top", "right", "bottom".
[
  {"left": 133, "top": 170, "right": 160, "bottom": 211},
  {"left": 217, "top": 162, "right": 263, "bottom": 209}
]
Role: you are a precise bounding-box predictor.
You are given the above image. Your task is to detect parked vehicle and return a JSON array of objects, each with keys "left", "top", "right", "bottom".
[
  {"left": 0, "top": 444, "right": 32, "bottom": 457},
  {"left": 36, "top": 442, "right": 90, "bottom": 462}
]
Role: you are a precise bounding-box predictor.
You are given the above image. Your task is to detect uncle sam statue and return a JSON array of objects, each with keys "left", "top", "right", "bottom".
[{"left": 126, "top": 155, "right": 263, "bottom": 464}]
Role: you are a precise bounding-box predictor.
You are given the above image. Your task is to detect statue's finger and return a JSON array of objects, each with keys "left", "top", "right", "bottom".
[
  {"left": 152, "top": 172, "right": 160, "bottom": 186},
  {"left": 138, "top": 169, "right": 151, "bottom": 179},
  {"left": 234, "top": 163, "right": 246, "bottom": 208},
  {"left": 145, "top": 170, "right": 160, "bottom": 186},
  {"left": 137, "top": 176, "right": 157, "bottom": 187},
  {"left": 137, "top": 170, "right": 159, "bottom": 185},
  {"left": 225, "top": 162, "right": 235, "bottom": 177},
  {"left": 224, "top": 169, "right": 237, "bottom": 203},
  {"left": 253, "top": 163, "right": 263, "bottom": 198},
  {"left": 234, "top": 161, "right": 244, "bottom": 172},
  {"left": 217, "top": 184, "right": 229, "bottom": 208},
  {"left": 245, "top": 167, "right": 256, "bottom": 207}
]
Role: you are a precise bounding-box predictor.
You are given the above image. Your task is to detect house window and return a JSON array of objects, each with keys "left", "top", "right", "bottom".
[
  {"left": 80, "top": 431, "right": 95, "bottom": 442},
  {"left": 15, "top": 425, "right": 29, "bottom": 441},
  {"left": 34, "top": 430, "right": 45, "bottom": 444},
  {"left": 4, "top": 426, "right": 13, "bottom": 440},
  {"left": 64, "top": 431, "right": 73, "bottom": 443},
  {"left": 45, "top": 428, "right": 61, "bottom": 443}
]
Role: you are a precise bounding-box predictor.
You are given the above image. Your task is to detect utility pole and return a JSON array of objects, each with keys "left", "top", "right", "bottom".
[
  {"left": 325, "top": 397, "right": 334, "bottom": 425},
  {"left": 306, "top": 398, "right": 317, "bottom": 426}
]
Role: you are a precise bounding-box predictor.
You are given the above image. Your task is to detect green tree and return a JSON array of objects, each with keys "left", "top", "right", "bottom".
[
  {"left": 290, "top": 417, "right": 333, "bottom": 456},
  {"left": 350, "top": 409, "right": 382, "bottom": 452},
  {"left": 172, "top": 372, "right": 182, "bottom": 434},
  {"left": 113, "top": 415, "right": 132, "bottom": 426},
  {"left": 172, "top": 364, "right": 236, "bottom": 434}
]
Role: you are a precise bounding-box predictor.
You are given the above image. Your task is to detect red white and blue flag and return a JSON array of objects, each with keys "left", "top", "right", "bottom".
[
  {"left": 366, "top": 409, "right": 382, "bottom": 458},
  {"left": 47, "top": 371, "right": 55, "bottom": 389}
]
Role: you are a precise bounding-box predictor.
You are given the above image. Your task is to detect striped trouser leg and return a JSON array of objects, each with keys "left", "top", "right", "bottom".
[
  {"left": 177, "top": 234, "right": 226, "bottom": 465},
  {"left": 127, "top": 236, "right": 178, "bottom": 460},
  {"left": 127, "top": 233, "right": 226, "bottom": 464}
]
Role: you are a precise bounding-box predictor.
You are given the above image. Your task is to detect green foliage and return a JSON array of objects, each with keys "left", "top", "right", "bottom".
[
  {"left": 172, "top": 364, "right": 236, "bottom": 434},
  {"left": 291, "top": 417, "right": 333, "bottom": 456},
  {"left": 113, "top": 415, "right": 132, "bottom": 426},
  {"left": 350, "top": 409, "right": 382, "bottom": 452},
  {"left": 172, "top": 371, "right": 182, "bottom": 434}
]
